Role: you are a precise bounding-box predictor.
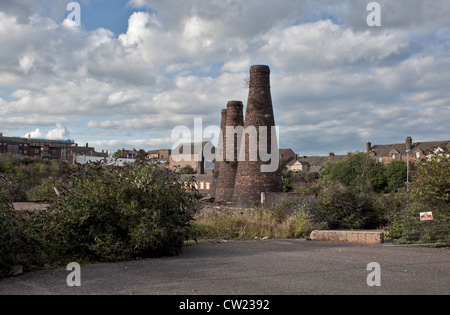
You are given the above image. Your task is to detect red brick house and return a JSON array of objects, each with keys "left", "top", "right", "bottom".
[{"left": 366, "top": 136, "right": 449, "bottom": 164}]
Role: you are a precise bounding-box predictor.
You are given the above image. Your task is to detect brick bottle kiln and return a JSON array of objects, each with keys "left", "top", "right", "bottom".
[
  {"left": 215, "top": 101, "right": 244, "bottom": 202},
  {"left": 232, "top": 65, "right": 283, "bottom": 206}
]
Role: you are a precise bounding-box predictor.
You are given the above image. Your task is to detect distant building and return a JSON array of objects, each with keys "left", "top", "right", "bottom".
[
  {"left": 169, "top": 141, "right": 215, "bottom": 174},
  {"left": 147, "top": 149, "right": 171, "bottom": 159},
  {"left": 0, "top": 132, "right": 73, "bottom": 160},
  {"left": 146, "top": 149, "right": 171, "bottom": 166},
  {"left": 366, "top": 136, "right": 450, "bottom": 164},
  {"left": 117, "top": 148, "right": 147, "bottom": 159},
  {"left": 71, "top": 142, "right": 109, "bottom": 164},
  {"left": 279, "top": 148, "right": 297, "bottom": 164},
  {"left": 288, "top": 152, "right": 346, "bottom": 173}
]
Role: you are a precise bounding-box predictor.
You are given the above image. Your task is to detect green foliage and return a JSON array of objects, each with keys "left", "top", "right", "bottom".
[
  {"left": 321, "top": 151, "right": 406, "bottom": 193},
  {"left": 26, "top": 176, "right": 65, "bottom": 202},
  {"left": 112, "top": 150, "right": 122, "bottom": 158},
  {"left": 399, "top": 146, "right": 450, "bottom": 244},
  {"left": 43, "top": 161, "right": 198, "bottom": 263},
  {"left": 311, "top": 179, "right": 387, "bottom": 229},
  {"left": 321, "top": 152, "right": 387, "bottom": 193},
  {"left": 385, "top": 160, "right": 407, "bottom": 192},
  {"left": 178, "top": 165, "right": 196, "bottom": 174},
  {"left": 0, "top": 176, "right": 23, "bottom": 277},
  {"left": 272, "top": 199, "right": 328, "bottom": 237},
  {"left": 280, "top": 156, "right": 294, "bottom": 192},
  {"left": 0, "top": 154, "right": 70, "bottom": 201}
]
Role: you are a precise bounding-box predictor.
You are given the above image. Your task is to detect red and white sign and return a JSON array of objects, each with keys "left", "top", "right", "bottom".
[{"left": 420, "top": 212, "right": 433, "bottom": 221}]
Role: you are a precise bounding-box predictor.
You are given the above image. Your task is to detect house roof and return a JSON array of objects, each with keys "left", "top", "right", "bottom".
[
  {"left": 295, "top": 155, "right": 347, "bottom": 172},
  {"left": 370, "top": 141, "right": 449, "bottom": 157}
]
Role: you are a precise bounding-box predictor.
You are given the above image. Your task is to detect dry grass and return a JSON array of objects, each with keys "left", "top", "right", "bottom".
[{"left": 192, "top": 203, "right": 299, "bottom": 240}]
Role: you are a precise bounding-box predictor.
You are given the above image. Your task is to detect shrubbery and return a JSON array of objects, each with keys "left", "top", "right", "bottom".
[
  {"left": 0, "top": 160, "right": 199, "bottom": 278},
  {"left": 44, "top": 161, "right": 198, "bottom": 263},
  {"left": 0, "top": 154, "right": 70, "bottom": 201},
  {"left": 0, "top": 176, "right": 23, "bottom": 277},
  {"left": 193, "top": 199, "right": 327, "bottom": 240},
  {"left": 311, "top": 179, "right": 387, "bottom": 230},
  {"left": 321, "top": 152, "right": 406, "bottom": 193},
  {"left": 396, "top": 146, "right": 450, "bottom": 244}
]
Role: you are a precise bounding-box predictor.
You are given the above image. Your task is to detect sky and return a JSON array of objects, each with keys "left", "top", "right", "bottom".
[{"left": 0, "top": 0, "right": 449, "bottom": 156}]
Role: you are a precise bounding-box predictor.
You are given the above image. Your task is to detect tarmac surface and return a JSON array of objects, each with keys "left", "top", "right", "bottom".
[{"left": 0, "top": 239, "right": 449, "bottom": 295}]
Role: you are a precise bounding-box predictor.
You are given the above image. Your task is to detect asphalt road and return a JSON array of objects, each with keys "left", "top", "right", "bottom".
[{"left": 0, "top": 239, "right": 449, "bottom": 295}]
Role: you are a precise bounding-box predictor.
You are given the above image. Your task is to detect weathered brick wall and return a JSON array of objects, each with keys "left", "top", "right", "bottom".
[
  {"left": 233, "top": 65, "right": 283, "bottom": 206},
  {"left": 261, "top": 192, "right": 316, "bottom": 207}
]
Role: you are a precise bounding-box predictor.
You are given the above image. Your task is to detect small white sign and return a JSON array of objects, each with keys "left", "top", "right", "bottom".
[{"left": 420, "top": 212, "right": 433, "bottom": 221}]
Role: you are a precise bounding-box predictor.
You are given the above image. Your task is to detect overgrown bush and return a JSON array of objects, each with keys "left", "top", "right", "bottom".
[
  {"left": 26, "top": 176, "right": 66, "bottom": 202},
  {"left": 321, "top": 152, "right": 406, "bottom": 193},
  {"left": 0, "top": 154, "right": 70, "bottom": 201},
  {"left": 0, "top": 176, "right": 25, "bottom": 277},
  {"left": 311, "top": 179, "right": 387, "bottom": 229},
  {"left": 398, "top": 146, "right": 450, "bottom": 244},
  {"left": 272, "top": 199, "right": 328, "bottom": 237},
  {"left": 43, "top": 161, "right": 198, "bottom": 264},
  {"left": 193, "top": 199, "right": 327, "bottom": 240}
]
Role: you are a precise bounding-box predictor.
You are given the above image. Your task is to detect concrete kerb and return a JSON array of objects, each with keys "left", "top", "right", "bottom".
[{"left": 309, "top": 230, "right": 385, "bottom": 244}]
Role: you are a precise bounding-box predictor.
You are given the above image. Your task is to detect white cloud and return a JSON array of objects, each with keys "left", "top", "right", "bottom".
[
  {"left": 0, "top": 1, "right": 449, "bottom": 155},
  {"left": 24, "top": 128, "right": 43, "bottom": 139},
  {"left": 46, "top": 124, "right": 68, "bottom": 140}
]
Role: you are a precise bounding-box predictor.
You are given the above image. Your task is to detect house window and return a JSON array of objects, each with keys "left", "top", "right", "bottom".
[
  {"left": 378, "top": 158, "right": 383, "bottom": 163},
  {"left": 391, "top": 153, "right": 396, "bottom": 159},
  {"left": 415, "top": 152, "right": 420, "bottom": 159},
  {"left": 35, "top": 149, "right": 40, "bottom": 155}
]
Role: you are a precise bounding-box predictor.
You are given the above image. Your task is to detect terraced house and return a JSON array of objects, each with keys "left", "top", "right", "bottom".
[{"left": 366, "top": 136, "right": 450, "bottom": 164}]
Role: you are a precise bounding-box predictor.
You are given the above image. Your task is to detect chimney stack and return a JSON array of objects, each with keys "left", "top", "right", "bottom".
[
  {"left": 86, "top": 143, "right": 89, "bottom": 148},
  {"left": 215, "top": 101, "right": 244, "bottom": 202},
  {"left": 366, "top": 141, "right": 371, "bottom": 152},
  {"left": 233, "top": 65, "right": 282, "bottom": 206},
  {"left": 329, "top": 152, "right": 335, "bottom": 158},
  {"left": 406, "top": 136, "right": 412, "bottom": 151}
]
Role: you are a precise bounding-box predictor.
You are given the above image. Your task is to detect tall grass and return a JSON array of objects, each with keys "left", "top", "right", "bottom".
[{"left": 193, "top": 200, "right": 328, "bottom": 240}]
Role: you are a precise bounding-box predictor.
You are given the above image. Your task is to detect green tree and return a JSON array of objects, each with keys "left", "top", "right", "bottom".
[
  {"left": 280, "top": 156, "right": 294, "bottom": 192},
  {"left": 385, "top": 160, "right": 407, "bottom": 192},
  {"left": 112, "top": 150, "right": 122, "bottom": 158},
  {"left": 178, "top": 165, "right": 196, "bottom": 174},
  {"left": 321, "top": 152, "right": 387, "bottom": 193},
  {"left": 400, "top": 145, "right": 450, "bottom": 244}
]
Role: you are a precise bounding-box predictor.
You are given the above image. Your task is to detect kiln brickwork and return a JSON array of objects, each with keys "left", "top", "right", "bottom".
[
  {"left": 215, "top": 101, "right": 244, "bottom": 202},
  {"left": 233, "top": 65, "right": 283, "bottom": 206},
  {"left": 210, "top": 109, "right": 227, "bottom": 198}
]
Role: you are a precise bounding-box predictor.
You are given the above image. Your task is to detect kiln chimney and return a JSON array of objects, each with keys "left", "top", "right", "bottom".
[
  {"left": 233, "top": 65, "right": 282, "bottom": 206},
  {"left": 210, "top": 109, "right": 227, "bottom": 199},
  {"left": 215, "top": 101, "right": 244, "bottom": 202}
]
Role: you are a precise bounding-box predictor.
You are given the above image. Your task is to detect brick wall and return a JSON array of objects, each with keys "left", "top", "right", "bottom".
[{"left": 261, "top": 192, "right": 316, "bottom": 208}]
